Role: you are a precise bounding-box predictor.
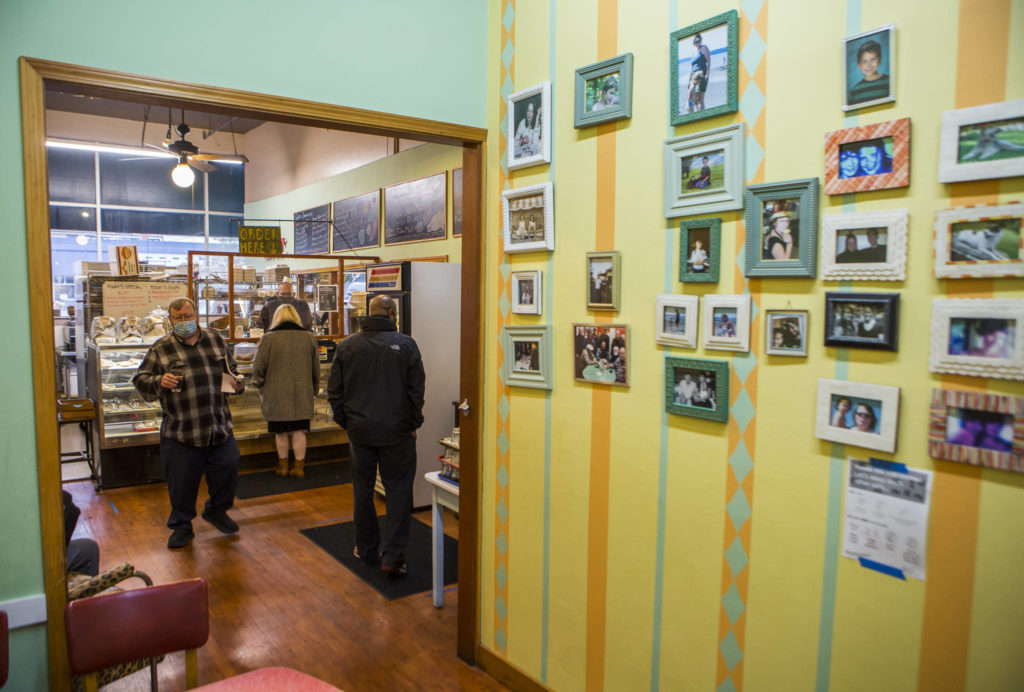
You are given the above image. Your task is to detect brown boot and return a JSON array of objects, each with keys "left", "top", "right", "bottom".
[
  {"left": 289, "top": 458, "right": 305, "bottom": 479},
  {"left": 276, "top": 457, "right": 289, "bottom": 477}
]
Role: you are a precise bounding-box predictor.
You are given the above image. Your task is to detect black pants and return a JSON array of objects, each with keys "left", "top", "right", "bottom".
[
  {"left": 160, "top": 436, "right": 240, "bottom": 531},
  {"left": 349, "top": 436, "right": 416, "bottom": 569}
]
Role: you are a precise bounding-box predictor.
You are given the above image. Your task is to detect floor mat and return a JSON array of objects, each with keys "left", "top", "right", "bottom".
[
  {"left": 300, "top": 516, "right": 457, "bottom": 600},
  {"left": 235, "top": 460, "right": 351, "bottom": 500}
]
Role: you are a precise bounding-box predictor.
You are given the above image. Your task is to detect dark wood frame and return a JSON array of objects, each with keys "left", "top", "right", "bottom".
[
  {"left": 823, "top": 291, "right": 900, "bottom": 351},
  {"left": 20, "top": 56, "right": 487, "bottom": 687}
]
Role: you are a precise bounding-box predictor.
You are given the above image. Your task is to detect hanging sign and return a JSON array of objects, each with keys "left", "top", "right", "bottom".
[{"left": 238, "top": 226, "right": 282, "bottom": 255}]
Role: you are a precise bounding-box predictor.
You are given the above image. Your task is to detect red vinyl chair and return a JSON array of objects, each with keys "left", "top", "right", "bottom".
[
  {"left": 65, "top": 578, "right": 208, "bottom": 692},
  {"left": 1, "top": 610, "right": 9, "bottom": 689}
]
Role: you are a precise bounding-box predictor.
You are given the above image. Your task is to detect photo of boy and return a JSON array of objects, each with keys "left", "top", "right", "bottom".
[{"left": 843, "top": 27, "right": 894, "bottom": 110}]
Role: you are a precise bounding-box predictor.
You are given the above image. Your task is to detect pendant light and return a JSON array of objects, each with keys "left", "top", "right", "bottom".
[{"left": 171, "top": 156, "right": 195, "bottom": 187}]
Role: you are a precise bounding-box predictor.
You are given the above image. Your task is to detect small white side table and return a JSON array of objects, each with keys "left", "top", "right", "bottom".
[{"left": 424, "top": 471, "right": 459, "bottom": 608}]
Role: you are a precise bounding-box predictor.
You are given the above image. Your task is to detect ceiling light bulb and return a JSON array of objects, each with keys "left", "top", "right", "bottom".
[{"left": 171, "top": 160, "right": 195, "bottom": 187}]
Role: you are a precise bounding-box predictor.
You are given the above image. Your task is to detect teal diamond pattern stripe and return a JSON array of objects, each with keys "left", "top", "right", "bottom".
[
  {"left": 731, "top": 389, "right": 756, "bottom": 435},
  {"left": 729, "top": 439, "right": 754, "bottom": 485},
  {"left": 719, "top": 630, "right": 744, "bottom": 671},
  {"left": 717, "top": 677, "right": 739, "bottom": 692},
  {"left": 726, "top": 488, "right": 752, "bottom": 532},
  {"left": 725, "top": 536, "right": 749, "bottom": 577},
  {"left": 722, "top": 584, "right": 746, "bottom": 625}
]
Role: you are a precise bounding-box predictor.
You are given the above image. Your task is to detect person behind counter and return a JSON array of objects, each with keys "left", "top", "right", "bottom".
[
  {"left": 259, "top": 281, "right": 313, "bottom": 331},
  {"left": 132, "top": 297, "right": 245, "bottom": 550},
  {"left": 252, "top": 303, "right": 320, "bottom": 479}
]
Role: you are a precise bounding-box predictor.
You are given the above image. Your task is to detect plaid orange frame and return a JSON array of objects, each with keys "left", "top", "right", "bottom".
[{"left": 824, "top": 117, "right": 910, "bottom": 195}]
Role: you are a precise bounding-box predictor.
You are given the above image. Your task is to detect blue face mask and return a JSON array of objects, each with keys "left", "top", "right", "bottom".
[{"left": 173, "top": 320, "right": 198, "bottom": 337}]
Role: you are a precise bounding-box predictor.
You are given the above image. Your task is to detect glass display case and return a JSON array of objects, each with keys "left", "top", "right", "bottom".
[
  {"left": 88, "top": 343, "right": 163, "bottom": 448},
  {"left": 188, "top": 251, "right": 379, "bottom": 342},
  {"left": 231, "top": 348, "right": 337, "bottom": 439}
]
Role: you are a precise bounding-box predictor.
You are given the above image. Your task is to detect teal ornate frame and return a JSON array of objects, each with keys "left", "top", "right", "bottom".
[
  {"left": 669, "top": 10, "right": 739, "bottom": 126},
  {"left": 665, "top": 356, "right": 730, "bottom": 422},
  {"left": 679, "top": 217, "right": 721, "bottom": 283}
]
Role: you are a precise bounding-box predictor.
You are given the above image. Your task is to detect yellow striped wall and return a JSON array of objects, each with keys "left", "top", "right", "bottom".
[{"left": 482, "top": 0, "right": 1024, "bottom": 690}]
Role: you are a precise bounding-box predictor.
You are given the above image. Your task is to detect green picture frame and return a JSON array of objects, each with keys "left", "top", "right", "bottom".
[
  {"left": 744, "top": 177, "right": 820, "bottom": 278},
  {"left": 663, "top": 122, "right": 745, "bottom": 218},
  {"left": 574, "top": 53, "right": 634, "bottom": 128},
  {"left": 665, "top": 356, "right": 729, "bottom": 422},
  {"left": 502, "top": 325, "right": 553, "bottom": 390},
  {"left": 679, "top": 218, "right": 721, "bottom": 283},
  {"left": 669, "top": 10, "right": 739, "bottom": 126}
]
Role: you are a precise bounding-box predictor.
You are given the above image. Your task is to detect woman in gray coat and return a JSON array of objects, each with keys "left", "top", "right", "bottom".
[{"left": 252, "top": 303, "right": 320, "bottom": 478}]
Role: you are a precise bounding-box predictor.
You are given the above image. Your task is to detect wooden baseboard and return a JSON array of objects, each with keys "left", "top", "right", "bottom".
[{"left": 476, "top": 646, "right": 550, "bottom": 692}]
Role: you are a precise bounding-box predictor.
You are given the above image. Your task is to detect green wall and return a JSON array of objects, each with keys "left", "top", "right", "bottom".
[{"left": 0, "top": 1, "right": 485, "bottom": 688}]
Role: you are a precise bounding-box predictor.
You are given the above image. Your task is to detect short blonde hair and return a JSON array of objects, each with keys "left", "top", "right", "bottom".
[{"left": 270, "top": 303, "right": 302, "bottom": 330}]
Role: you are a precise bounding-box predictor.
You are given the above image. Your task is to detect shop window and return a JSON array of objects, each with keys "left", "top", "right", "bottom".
[
  {"left": 50, "top": 205, "right": 98, "bottom": 232},
  {"left": 47, "top": 148, "right": 96, "bottom": 204},
  {"left": 99, "top": 152, "right": 205, "bottom": 210},
  {"left": 208, "top": 164, "right": 244, "bottom": 213},
  {"left": 101, "top": 209, "right": 204, "bottom": 237},
  {"left": 51, "top": 230, "right": 98, "bottom": 312}
]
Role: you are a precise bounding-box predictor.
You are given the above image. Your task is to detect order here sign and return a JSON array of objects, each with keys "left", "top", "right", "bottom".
[{"left": 238, "top": 226, "right": 282, "bottom": 254}]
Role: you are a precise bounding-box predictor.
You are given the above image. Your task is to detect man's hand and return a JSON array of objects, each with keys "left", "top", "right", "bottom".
[{"left": 160, "top": 373, "right": 181, "bottom": 389}]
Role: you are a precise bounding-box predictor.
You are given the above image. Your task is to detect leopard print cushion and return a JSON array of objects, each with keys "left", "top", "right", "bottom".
[
  {"left": 67, "top": 562, "right": 136, "bottom": 600},
  {"left": 72, "top": 657, "right": 165, "bottom": 691}
]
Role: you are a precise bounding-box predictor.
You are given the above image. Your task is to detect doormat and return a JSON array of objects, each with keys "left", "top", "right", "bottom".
[
  {"left": 299, "top": 516, "right": 457, "bottom": 600},
  {"left": 235, "top": 460, "right": 351, "bottom": 500}
]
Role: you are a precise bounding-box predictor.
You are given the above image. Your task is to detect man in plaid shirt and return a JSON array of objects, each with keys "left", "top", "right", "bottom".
[{"left": 133, "top": 298, "right": 245, "bottom": 549}]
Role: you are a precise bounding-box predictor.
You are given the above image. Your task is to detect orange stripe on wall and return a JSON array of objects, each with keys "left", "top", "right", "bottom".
[
  {"left": 918, "top": 0, "right": 1010, "bottom": 689},
  {"left": 586, "top": 3, "right": 617, "bottom": 689}
]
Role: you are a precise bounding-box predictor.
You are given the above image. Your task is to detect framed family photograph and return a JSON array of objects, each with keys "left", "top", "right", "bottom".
[
  {"left": 573, "top": 323, "right": 629, "bottom": 387},
  {"left": 827, "top": 118, "right": 909, "bottom": 194},
  {"left": 502, "top": 182, "right": 554, "bottom": 254},
  {"left": 816, "top": 378, "right": 900, "bottom": 453},
  {"left": 678, "top": 218, "right": 720, "bottom": 282},
  {"left": 824, "top": 118, "right": 910, "bottom": 195},
  {"left": 744, "top": 177, "right": 819, "bottom": 277},
  {"left": 507, "top": 82, "right": 551, "bottom": 171},
  {"left": 502, "top": 325, "right": 553, "bottom": 390},
  {"left": 929, "top": 388, "right": 1024, "bottom": 474},
  {"left": 765, "top": 309, "right": 808, "bottom": 357},
  {"left": 574, "top": 53, "right": 634, "bottom": 128},
  {"left": 586, "top": 251, "right": 621, "bottom": 311},
  {"left": 820, "top": 209, "right": 909, "bottom": 281},
  {"left": 511, "top": 270, "right": 542, "bottom": 315},
  {"left": 331, "top": 190, "right": 380, "bottom": 252},
  {"left": 930, "top": 298, "right": 1024, "bottom": 380},
  {"left": 383, "top": 172, "right": 447, "bottom": 245},
  {"left": 824, "top": 292, "right": 899, "bottom": 351},
  {"left": 669, "top": 10, "right": 738, "bottom": 126},
  {"left": 702, "top": 294, "right": 750, "bottom": 352},
  {"left": 663, "top": 122, "right": 745, "bottom": 218},
  {"left": 934, "top": 202, "right": 1024, "bottom": 279},
  {"left": 665, "top": 357, "right": 729, "bottom": 422},
  {"left": 842, "top": 25, "right": 895, "bottom": 111},
  {"left": 655, "top": 293, "right": 699, "bottom": 348},
  {"left": 938, "top": 98, "right": 1024, "bottom": 183}
]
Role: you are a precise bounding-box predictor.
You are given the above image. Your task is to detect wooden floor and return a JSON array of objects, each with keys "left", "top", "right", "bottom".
[{"left": 65, "top": 463, "right": 504, "bottom": 691}]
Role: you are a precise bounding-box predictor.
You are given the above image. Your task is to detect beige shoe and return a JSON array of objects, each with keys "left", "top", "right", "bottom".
[
  {"left": 290, "top": 458, "right": 305, "bottom": 479},
  {"left": 276, "top": 458, "right": 289, "bottom": 477}
]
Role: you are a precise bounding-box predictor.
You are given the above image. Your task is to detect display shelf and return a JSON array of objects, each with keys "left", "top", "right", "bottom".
[{"left": 439, "top": 439, "right": 460, "bottom": 451}]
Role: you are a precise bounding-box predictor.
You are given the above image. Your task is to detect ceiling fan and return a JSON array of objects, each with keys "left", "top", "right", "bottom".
[{"left": 139, "top": 108, "right": 249, "bottom": 175}]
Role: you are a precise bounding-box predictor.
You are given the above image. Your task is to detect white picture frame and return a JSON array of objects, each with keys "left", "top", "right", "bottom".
[
  {"left": 502, "top": 182, "right": 554, "bottom": 254},
  {"left": 933, "top": 202, "right": 1024, "bottom": 279},
  {"left": 663, "top": 122, "right": 745, "bottom": 218},
  {"left": 930, "top": 298, "right": 1024, "bottom": 380},
  {"left": 702, "top": 293, "right": 750, "bottom": 352},
  {"left": 938, "top": 98, "right": 1024, "bottom": 183},
  {"left": 765, "top": 309, "right": 808, "bottom": 357},
  {"left": 507, "top": 82, "right": 552, "bottom": 171},
  {"left": 655, "top": 293, "right": 699, "bottom": 348},
  {"left": 820, "top": 209, "right": 908, "bottom": 281},
  {"left": 511, "top": 270, "right": 542, "bottom": 315},
  {"left": 815, "top": 378, "right": 900, "bottom": 453}
]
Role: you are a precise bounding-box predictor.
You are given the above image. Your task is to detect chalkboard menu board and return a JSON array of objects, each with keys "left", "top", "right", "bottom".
[{"left": 293, "top": 204, "right": 330, "bottom": 255}]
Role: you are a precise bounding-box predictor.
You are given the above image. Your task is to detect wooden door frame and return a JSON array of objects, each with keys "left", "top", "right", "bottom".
[{"left": 19, "top": 56, "right": 486, "bottom": 688}]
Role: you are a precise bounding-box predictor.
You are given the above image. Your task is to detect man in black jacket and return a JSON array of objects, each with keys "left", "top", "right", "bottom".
[{"left": 328, "top": 294, "right": 425, "bottom": 575}]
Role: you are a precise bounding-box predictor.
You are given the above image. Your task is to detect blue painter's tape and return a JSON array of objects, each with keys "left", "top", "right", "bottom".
[
  {"left": 869, "top": 458, "right": 907, "bottom": 473},
  {"left": 859, "top": 557, "right": 906, "bottom": 580},
  {"left": 109, "top": 501, "right": 118, "bottom": 514}
]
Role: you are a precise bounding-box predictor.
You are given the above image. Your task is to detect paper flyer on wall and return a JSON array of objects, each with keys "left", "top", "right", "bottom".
[{"left": 841, "top": 458, "right": 933, "bottom": 581}]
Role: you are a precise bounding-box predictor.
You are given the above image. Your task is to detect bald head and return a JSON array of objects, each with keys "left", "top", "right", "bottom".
[
  {"left": 369, "top": 294, "right": 397, "bottom": 321},
  {"left": 276, "top": 282, "right": 294, "bottom": 298}
]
